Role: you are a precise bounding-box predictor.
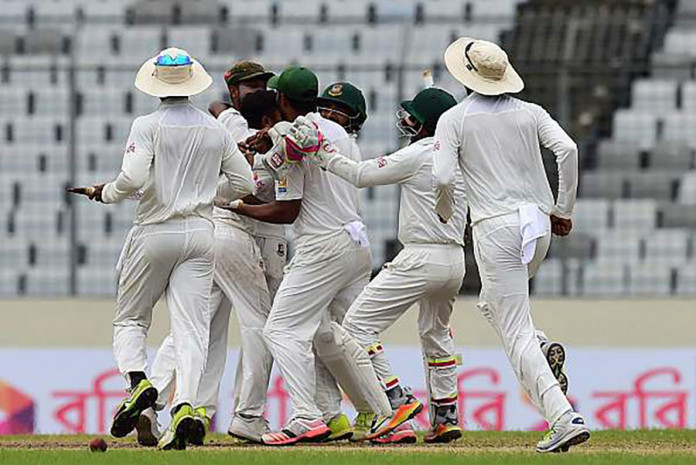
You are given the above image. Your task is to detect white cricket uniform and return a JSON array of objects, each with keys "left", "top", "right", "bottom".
[
  {"left": 327, "top": 137, "right": 468, "bottom": 419},
  {"left": 150, "top": 108, "right": 281, "bottom": 420},
  {"left": 432, "top": 93, "right": 578, "bottom": 425},
  {"left": 106, "top": 98, "right": 254, "bottom": 408},
  {"left": 264, "top": 114, "right": 390, "bottom": 421}
]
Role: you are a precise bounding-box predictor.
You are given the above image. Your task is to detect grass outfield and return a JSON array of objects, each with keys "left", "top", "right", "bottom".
[{"left": 0, "top": 431, "right": 695, "bottom": 465}]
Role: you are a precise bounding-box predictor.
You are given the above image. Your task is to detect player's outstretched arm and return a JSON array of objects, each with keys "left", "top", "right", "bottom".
[{"left": 232, "top": 199, "right": 301, "bottom": 224}]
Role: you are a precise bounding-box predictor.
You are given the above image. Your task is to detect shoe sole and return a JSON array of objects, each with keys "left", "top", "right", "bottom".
[
  {"left": 135, "top": 414, "right": 158, "bottom": 447},
  {"left": 160, "top": 416, "right": 195, "bottom": 451},
  {"left": 537, "top": 428, "right": 590, "bottom": 453},
  {"left": 228, "top": 429, "right": 263, "bottom": 444},
  {"left": 111, "top": 386, "right": 158, "bottom": 438},
  {"left": 188, "top": 419, "right": 206, "bottom": 446},
  {"left": 365, "top": 401, "right": 424, "bottom": 441},
  {"left": 371, "top": 432, "right": 418, "bottom": 445},
  {"left": 263, "top": 426, "right": 332, "bottom": 446},
  {"left": 425, "top": 428, "right": 463, "bottom": 444},
  {"left": 326, "top": 430, "right": 354, "bottom": 442},
  {"left": 545, "top": 343, "right": 568, "bottom": 395}
]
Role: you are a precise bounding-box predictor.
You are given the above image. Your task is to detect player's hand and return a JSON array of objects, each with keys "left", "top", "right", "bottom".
[
  {"left": 214, "top": 198, "right": 243, "bottom": 211},
  {"left": 238, "top": 141, "right": 256, "bottom": 165},
  {"left": 245, "top": 129, "right": 272, "bottom": 154},
  {"left": 89, "top": 184, "right": 105, "bottom": 203},
  {"left": 550, "top": 215, "right": 572, "bottom": 236}
]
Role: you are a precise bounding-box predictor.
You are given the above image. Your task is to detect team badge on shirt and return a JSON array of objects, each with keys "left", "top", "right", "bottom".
[
  {"left": 126, "top": 142, "right": 136, "bottom": 154},
  {"left": 377, "top": 157, "right": 387, "bottom": 168},
  {"left": 278, "top": 178, "right": 287, "bottom": 193}
]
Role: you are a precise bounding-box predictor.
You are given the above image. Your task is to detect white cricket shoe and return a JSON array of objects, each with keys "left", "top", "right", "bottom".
[
  {"left": 228, "top": 415, "right": 271, "bottom": 443},
  {"left": 135, "top": 407, "right": 160, "bottom": 447},
  {"left": 536, "top": 411, "right": 590, "bottom": 453}
]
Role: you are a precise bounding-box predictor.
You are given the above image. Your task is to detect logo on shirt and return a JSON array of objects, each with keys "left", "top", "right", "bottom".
[
  {"left": 126, "top": 142, "right": 136, "bottom": 154},
  {"left": 278, "top": 178, "right": 287, "bottom": 193},
  {"left": 377, "top": 157, "right": 388, "bottom": 168},
  {"left": 434, "top": 141, "right": 441, "bottom": 151}
]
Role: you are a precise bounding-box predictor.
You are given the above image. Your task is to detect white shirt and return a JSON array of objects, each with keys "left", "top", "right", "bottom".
[
  {"left": 276, "top": 114, "right": 362, "bottom": 247},
  {"left": 325, "top": 137, "right": 467, "bottom": 245},
  {"left": 214, "top": 107, "right": 285, "bottom": 239},
  {"left": 433, "top": 93, "right": 578, "bottom": 225},
  {"left": 102, "top": 99, "right": 254, "bottom": 226}
]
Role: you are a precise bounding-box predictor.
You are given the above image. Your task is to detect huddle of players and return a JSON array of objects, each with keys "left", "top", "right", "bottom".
[{"left": 102, "top": 38, "right": 586, "bottom": 453}]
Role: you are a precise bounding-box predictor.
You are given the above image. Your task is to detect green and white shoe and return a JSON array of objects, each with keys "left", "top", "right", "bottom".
[
  {"left": 110, "top": 379, "right": 158, "bottom": 438},
  {"left": 326, "top": 412, "right": 354, "bottom": 442},
  {"left": 350, "top": 412, "right": 374, "bottom": 442},
  {"left": 189, "top": 407, "right": 210, "bottom": 446},
  {"left": 537, "top": 411, "right": 590, "bottom": 453},
  {"left": 158, "top": 404, "right": 196, "bottom": 451}
]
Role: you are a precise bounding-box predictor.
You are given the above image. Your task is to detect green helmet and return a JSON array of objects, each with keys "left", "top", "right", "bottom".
[
  {"left": 399, "top": 87, "right": 457, "bottom": 135},
  {"left": 317, "top": 82, "right": 368, "bottom": 133}
]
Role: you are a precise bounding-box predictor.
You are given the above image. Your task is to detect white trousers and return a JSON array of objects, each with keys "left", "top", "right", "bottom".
[
  {"left": 264, "top": 231, "right": 371, "bottom": 421},
  {"left": 150, "top": 222, "right": 273, "bottom": 418},
  {"left": 473, "top": 211, "right": 571, "bottom": 425},
  {"left": 343, "top": 244, "right": 466, "bottom": 416},
  {"left": 254, "top": 234, "right": 287, "bottom": 301},
  {"left": 113, "top": 218, "right": 214, "bottom": 408}
]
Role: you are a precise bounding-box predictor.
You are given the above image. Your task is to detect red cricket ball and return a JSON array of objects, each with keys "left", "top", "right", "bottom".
[{"left": 89, "top": 437, "right": 108, "bottom": 452}]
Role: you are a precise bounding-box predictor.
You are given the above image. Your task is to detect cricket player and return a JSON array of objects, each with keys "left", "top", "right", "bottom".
[
  {"left": 144, "top": 63, "right": 283, "bottom": 446},
  {"left": 317, "top": 82, "right": 368, "bottom": 136},
  {"left": 432, "top": 38, "right": 587, "bottom": 453},
  {"left": 226, "top": 66, "right": 420, "bottom": 445},
  {"left": 293, "top": 87, "right": 466, "bottom": 444},
  {"left": 89, "top": 48, "right": 254, "bottom": 450}
]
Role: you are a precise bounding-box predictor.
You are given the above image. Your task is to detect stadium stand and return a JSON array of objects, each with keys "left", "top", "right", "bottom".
[{"left": 0, "top": 0, "right": 694, "bottom": 297}]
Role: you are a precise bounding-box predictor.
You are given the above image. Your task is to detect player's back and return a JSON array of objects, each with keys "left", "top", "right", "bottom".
[
  {"left": 446, "top": 93, "right": 554, "bottom": 223},
  {"left": 134, "top": 99, "right": 230, "bottom": 225}
]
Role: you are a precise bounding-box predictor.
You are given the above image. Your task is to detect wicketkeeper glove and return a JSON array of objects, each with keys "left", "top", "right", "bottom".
[
  {"left": 290, "top": 115, "right": 340, "bottom": 170},
  {"left": 261, "top": 121, "right": 295, "bottom": 181}
]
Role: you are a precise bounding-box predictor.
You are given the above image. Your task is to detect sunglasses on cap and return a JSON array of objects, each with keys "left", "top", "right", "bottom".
[{"left": 155, "top": 52, "right": 193, "bottom": 67}]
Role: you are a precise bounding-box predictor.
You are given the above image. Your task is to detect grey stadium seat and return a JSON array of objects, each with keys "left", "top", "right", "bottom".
[
  {"left": 658, "top": 204, "right": 696, "bottom": 228},
  {"left": 628, "top": 264, "right": 672, "bottom": 296},
  {"left": 626, "top": 171, "right": 679, "bottom": 200},
  {"left": 548, "top": 233, "right": 594, "bottom": 260},
  {"left": 580, "top": 172, "right": 625, "bottom": 199},
  {"left": 612, "top": 199, "right": 657, "bottom": 231},
  {"left": 180, "top": 0, "right": 223, "bottom": 24},
  {"left": 23, "top": 29, "right": 67, "bottom": 55},
  {"left": 0, "top": 30, "right": 16, "bottom": 55},
  {"left": 643, "top": 229, "right": 691, "bottom": 265},
  {"left": 129, "top": 0, "right": 175, "bottom": 25},
  {"left": 650, "top": 143, "right": 694, "bottom": 170},
  {"left": 596, "top": 141, "right": 642, "bottom": 170},
  {"left": 676, "top": 262, "right": 696, "bottom": 295},
  {"left": 582, "top": 261, "right": 626, "bottom": 296}
]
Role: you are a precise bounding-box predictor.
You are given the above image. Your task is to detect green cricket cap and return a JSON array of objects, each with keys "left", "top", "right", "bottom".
[
  {"left": 318, "top": 82, "right": 368, "bottom": 129},
  {"left": 276, "top": 66, "right": 318, "bottom": 102},
  {"left": 400, "top": 87, "right": 457, "bottom": 133}
]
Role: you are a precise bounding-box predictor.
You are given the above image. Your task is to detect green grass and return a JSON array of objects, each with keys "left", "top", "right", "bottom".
[{"left": 0, "top": 431, "right": 694, "bottom": 465}]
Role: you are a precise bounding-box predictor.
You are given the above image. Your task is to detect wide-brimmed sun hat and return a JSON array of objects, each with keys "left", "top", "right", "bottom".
[
  {"left": 135, "top": 47, "right": 212, "bottom": 98},
  {"left": 444, "top": 37, "right": 524, "bottom": 96}
]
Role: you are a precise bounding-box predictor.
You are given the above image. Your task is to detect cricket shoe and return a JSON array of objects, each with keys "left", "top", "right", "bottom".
[
  {"left": 541, "top": 341, "right": 568, "bottom": 395},
  {"left": 135, "top": 407, "right": 160, "bottom": 447},
  {"left": 536, "top": 411, "right": 590, "bottom": 453},
  {"left": 110, "top": 379, "right": 158, "bottom": 438},
  {"left": 365, "top": 398, "right": 423, "bottom": 441},
  {"left": 326, "top": 413, "right": 354, "bottom": 442},
  {"left": 261, "top": 417, "right": 331, "bottom": 446},
  {"left": 370, "top": 421, "right": 417, "bottom": 445},
  {"left": 424, "top": 423, "right": 463, "bottom": 444},
  {"left": 188, "top": 407, "right": 210, "bottom": 446},
  {"left": 350, "top": 412, "right": 375, "bottom": 442},
  {"left": 158, "top": 404, "right": 196, "bottom": 451},
  {"left": 228, "top": 414, "right": 271, "bottom": 443}
]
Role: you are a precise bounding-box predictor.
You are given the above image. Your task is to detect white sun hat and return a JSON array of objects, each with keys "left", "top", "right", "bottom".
[
  {"left": 134, "top": 47, "right": 212, "bottom": 98},
  {"left": 444, "top": 37, "right": 524, "bottom": 96}
]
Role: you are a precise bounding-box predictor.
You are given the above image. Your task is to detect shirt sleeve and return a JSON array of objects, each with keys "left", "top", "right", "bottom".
[
  {"left": 432, "top": 109, "right": 461, "bottom": 222},
  {"left": 217, "top": 131, "right": 254, "bottom": 202},
  {"left": 275, "top": 163, "right": 304, "bottom": 201},
  {"left": 102, "top": 117, "right": 155, "bottom": 204},
  {"left": 534, "top": 104, "right": 579, "bottom": 219},
  {"left": 325, "top": 145, "right": 421, "bottom": 188},
  {"left": 218, "top": 108, "right": 250, "bottom": 143}
]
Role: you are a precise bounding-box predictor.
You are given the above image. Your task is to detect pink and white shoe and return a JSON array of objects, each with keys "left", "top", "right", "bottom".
[
  {"left": 370, "top": 421, "right": 417, "bottom": 445},
  {"left": 261, "top": 417, "right": 331, "bottom": 446}
]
